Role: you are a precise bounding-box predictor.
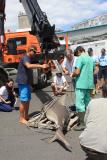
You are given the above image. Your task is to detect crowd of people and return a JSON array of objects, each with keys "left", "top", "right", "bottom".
[
  {"left": 0, "top": 44, "right": 107, "bottom": 159},
  {"left": 51, "top": 46, "right": 107, "bottom": 159}
]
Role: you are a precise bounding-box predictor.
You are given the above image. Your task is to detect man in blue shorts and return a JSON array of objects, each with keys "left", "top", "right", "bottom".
[{"left": 16, "top": 45, "right": 48, "bottom": 124}]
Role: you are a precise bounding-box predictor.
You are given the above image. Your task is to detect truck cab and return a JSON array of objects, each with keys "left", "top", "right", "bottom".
[
  {"left": 0, "top": 31, "right": 51, "bottom": 88},
  {"left": 3, "top": 31, "right": 41, "bottom": 63}
]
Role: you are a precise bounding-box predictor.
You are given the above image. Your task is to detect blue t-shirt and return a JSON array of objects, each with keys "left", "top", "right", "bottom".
[
  {"left": 16, "top": 55, "right": 33, "bottom": 85},
  {"left": 96, "top": 54, "right": 107, "bottom": 66}
]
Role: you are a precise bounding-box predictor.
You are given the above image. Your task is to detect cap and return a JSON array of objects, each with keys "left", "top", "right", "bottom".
[{"left": 28, "top": 45, "right": 37, "bottom": 52}]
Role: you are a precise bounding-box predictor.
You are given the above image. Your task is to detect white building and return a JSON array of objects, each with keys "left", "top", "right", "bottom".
[{"left": 72, "top": 13, "right": 107, "bottom": 30}]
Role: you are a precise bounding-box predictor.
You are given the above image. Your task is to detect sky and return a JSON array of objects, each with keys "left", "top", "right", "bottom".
[{"left": 5, "top": 0, "right": 107, "bottom": 31}]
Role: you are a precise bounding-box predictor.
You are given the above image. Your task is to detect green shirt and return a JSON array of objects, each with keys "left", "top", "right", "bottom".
[{"left": 75, "top": 53, "right": 94, "bottom": 89}]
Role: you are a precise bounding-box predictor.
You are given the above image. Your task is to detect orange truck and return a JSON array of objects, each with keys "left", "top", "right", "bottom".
[
  {"left": 0, "top": 31, "right": 51, "bottom": 88},
  {"left": 3, "top": 31, "right": 41, "bottom": 63}
]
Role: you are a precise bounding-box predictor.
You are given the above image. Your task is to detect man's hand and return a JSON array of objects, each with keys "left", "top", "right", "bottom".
[
  {"left": 65, "top": 70, "right": 69, "bottom": 75},
  {"left": 6, "top": 101, "right": 11, "bottom": 104},
  {"left": 42, "top": 64, "right": 49, "bottom": 69},
  {"left": 70, "top": 72, "right": 73, "bottom": 78}
]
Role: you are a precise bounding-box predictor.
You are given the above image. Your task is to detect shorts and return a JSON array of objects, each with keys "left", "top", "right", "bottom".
[
  {"left": 98, "top": 66, "right": 107, "bottom": 80},
  {"left": 94, "top": 74, "right": 98, "bottom": 85},
  {"left": 18, "top": 84, "right": 31, "bottom": 102}
]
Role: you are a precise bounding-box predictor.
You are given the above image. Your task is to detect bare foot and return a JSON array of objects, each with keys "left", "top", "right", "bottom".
[
  {"left": 19, "top": 118, "right": 28, "bottom": 125},
  {"left": 25, "top": 116, "right": 29, "bottom": 121}
]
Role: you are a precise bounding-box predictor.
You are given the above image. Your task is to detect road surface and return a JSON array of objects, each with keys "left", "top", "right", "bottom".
[{"left": 0, "top": 83, "right": 101, "bottom": 160}]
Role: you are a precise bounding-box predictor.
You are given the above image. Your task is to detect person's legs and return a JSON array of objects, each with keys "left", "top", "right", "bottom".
[
  {"left": 103, "top": 67, "right": 107, "bottom": 85},
  {"left": 90, "top": 75, "right": 97, "bottom": 97},
  {"left": 24, "top": 101, "right": 30, "bottom": 121},
  {"left": 97, "top": 67, "right": 107, "bottom": 90},
  {"left": 75, "top": 89, "right": 86, "bottom": 112},
  {"left": 74, "top": 89, "right": 91, "bottom": 131},
  {"left": 72, "top": 78, "right": 76, "bottom": 91},
  {"left": 94, "top": 74, "right": 99, "bottom": 94},
  {"left": 19, "top": 101, "right": 29, "bottom": 124},
  {"left": 97, "top": 67, "right": 102, "bottom": 90},
  {"left": 18, "top": 84, "right": 31, "bottom": 124},
  {"left": 74, "top": 89, "right": 86, "bottom": 131},
  {"left": 7, "top": 95, "right": 15, "bottom": 108},
  {"left": 24, "top": 85, "right": 31, "bottom": 120},
  {"left": 0, "top": 103, "right": 12, "bottom": 112},
  {"left": 97, "top": 79, "right": 101, "bottom": 91},
  {"left": 51, "top": 83, "right": 57, "bottom": 95},
  {"left": 58, "top": 86, "right": 66, "bottom": 94},
  {"left": 51, "top": 84, "right": 64, "bottom": 95},
  {"left": 84, "top": 89, "right": 91, "bottom": 110}
]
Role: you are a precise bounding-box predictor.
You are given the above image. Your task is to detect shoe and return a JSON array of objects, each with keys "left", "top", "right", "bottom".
[
  {"left": 69, "top": 104, "right": 76, "bottom": 112},
  {"left": 74, "top": 123, "right": 85, "bottom": 131}
]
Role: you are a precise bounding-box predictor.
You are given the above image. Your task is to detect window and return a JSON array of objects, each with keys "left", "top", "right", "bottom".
[
  {"left": 16, "top": 37, "right": 27, "bottom": 46},
  {"left": 7, "top": 37, "right": 27, "bottom": 55},
  {"left": 8, "top": 37, "right": 27, "bottom": 46},
  {"left": 58, "top": 37, "right": 64, "bottom": 40}
]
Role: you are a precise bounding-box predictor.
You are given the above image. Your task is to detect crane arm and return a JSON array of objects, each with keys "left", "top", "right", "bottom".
[
  {"left": 0, "top": 0, "right": 60, "bottom": 51},
  {"left": 0, "top": 0, "right": 5, "bottom": 44},
  {"left": 20, "top": 0, "right": 59, "bottom": 52}
]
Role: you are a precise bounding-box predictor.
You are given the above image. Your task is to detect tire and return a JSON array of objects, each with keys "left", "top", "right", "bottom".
[
  {"left": 38, "top": 73, "right": 47, "bottom": 87},
  {"left": 33, "top": 70, "right": 47, "bottom": 90}
]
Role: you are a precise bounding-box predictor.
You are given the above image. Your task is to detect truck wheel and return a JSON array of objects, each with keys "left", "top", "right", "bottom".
[
  {"left": 38, "top": 73, "right": 47, "bottom": 87},
  {"left": 33, "top": 70, "right": 47, "bottom": 90},
  {"left": 0, "top": 68, "right": 8, "bottom": 86}
]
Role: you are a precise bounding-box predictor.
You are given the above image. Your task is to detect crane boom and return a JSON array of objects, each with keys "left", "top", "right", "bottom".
[
  {"left": 0, "top": 0, "right": 60, "bottom": 87},
  {"left": 0, "top": 0, "right": 59, "bottom": 51},
  {"left": 20, "top": 0, "right": 59, "bottom": 51},
  {"left": 0, "top": 0, "right": 5, "bottom": 44}
]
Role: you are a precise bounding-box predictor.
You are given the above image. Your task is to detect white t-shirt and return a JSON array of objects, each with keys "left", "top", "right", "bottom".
[
  {"left": 53, "top": 75, "right": 66, "bottom": 86},
  {"left": 79, "top": 98, "right": 107, "bottom": 153},
  {"left": 0, "top": 86, "right": 8, "bottom": 102},
  {"left": 96, "top": 54, "right": 107, "bottom": 66},
  {"left": 62, "top": 56, "right": 77, "bottom": 73}
]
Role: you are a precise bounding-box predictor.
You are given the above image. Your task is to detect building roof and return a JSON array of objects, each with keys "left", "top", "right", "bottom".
[{"left": 56, "top": 24, "right": 107, "bottom": 44}]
